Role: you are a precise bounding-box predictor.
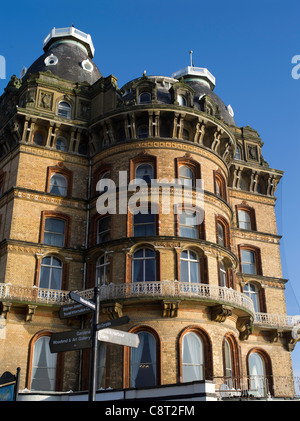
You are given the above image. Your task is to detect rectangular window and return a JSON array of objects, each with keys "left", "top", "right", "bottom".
[
  {"left": 133, "top": 212, "right": 155, "bottom": 236},
  {"left": 97, "top": 216, "right": 110, "bottom": 243},
  {"left": 179, "top": 210, "right": 198, "bottom": 239},
  {"left": 43, "top": 218, "right": 65, "bottom": 246},
  {"left": 241, "top": 250, "right": 256, "bottom": 275}
]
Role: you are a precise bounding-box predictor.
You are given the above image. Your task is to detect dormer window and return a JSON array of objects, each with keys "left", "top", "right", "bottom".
[
  {"left": 139, "top": 92, "right": 151, "bottom": 104},
  {"left": 57, "top": 101, "right": 71, "bottom": 119},
  {"left": 178, "top": 94, "right": 187, "bottom": 106}
]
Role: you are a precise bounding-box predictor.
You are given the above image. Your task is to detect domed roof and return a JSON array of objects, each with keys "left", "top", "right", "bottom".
[
  {"left": 121, "top": 72, "right": 235, "bottom": 126},
  {"left": 187, "top": 79, "right": 235, "bottom": 126},
  {"left": 24, "top": 27, "right": 102, "bottom": 85}
]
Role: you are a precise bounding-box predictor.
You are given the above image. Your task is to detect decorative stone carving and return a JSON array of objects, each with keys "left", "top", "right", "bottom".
[
  {"left": 79, "top": 100, "right": 91, "bottom": 120},
  {"left": 237, "top": 316, "right": 253, "bottom": 340},
  {"left": 285, "top": 329, "right": 299, "bottom": 352},
  {"left": 211, "top": 304, "right": 232, "bottom": 322},
  {"left": 161, "top": 300, "right": 180, "bottom": 318},
  {"left": 26, "top": 304, "right": 37, "bottom": 322},
  {"left": 101, "top": 302, "right": 123, "bottom": 319},
  {"left": 38, "top": 91, "right": 53, "bottom": 110},
  {"left": 247, "top": 145, "right": 258, "bottom": 161},
  {"left": 0, "top": 302, "right": 12, "bottom": 319}
]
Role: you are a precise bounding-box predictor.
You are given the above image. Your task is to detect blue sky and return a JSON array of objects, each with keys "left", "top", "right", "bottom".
[{"left": 1, "top": 0, "right": 300, "bottom": 378}]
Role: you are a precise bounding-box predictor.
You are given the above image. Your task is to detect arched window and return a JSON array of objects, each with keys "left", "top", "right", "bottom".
[
  {"left": 238, "top": 210, "right": 251, "bottom": 230},
  {"left": 178, "top": 94, "right": 187, "bottom": 106},
  {"left": 243, "top": 282, "right": 260, "bottom": 312},
  {"left": 182, "top": 332, "right": 204, "bottom": 382},
  {"left": 217, "top": 222, "right": 225, "bottom": 247},
  {"left": 39, "top": 256, "right": 63, "bottom": 290},
  {"left": 179, "top": 165, "right": 194, "bottom": 187},
  {"left": 55, "top": 137, "right": 68, "bottom": 151},
  {"left": 30, "top": 335, "right": 57, "bottom": 391},
  {"left": 135, "top": 163, "right": 153, "bottom": 185},
  {"left": 235, "top": 145, "right": 242, "bottom": 160},
  {"left": 224, "top": 338, "right": 233, "bottom": 381},
  {"left": 180, "top": 250, "right": 200, "bottom": 283},
  {"left": 237, "top": 205, "right": 256, "bottom": 231},
  {"left": 216, "top": 217, "right": 230, "bottom": 249},
  {"left": 214, "top": 171, "right": 227, "bottom": 201},
  {"left": 96, "top": 254, "right": 110, "bottom": 286},
  {"left": 49, "top": 173, "right": 67, "bottom": 196},
  {"left": 139, "top": 92, "right": 151, "bottom": 104},
  {"left": 248, "top": 352, "right": 267, "bottom": 397},
  {"left": 43, "top": 218, "right": 66, "bottom": 246},
  {"left": 57, "top": 101, "right": 71, "bottom": 119},
  {"left": 222, "top": 335, "right": 240, "bottom": 390},
  {"left": 132, "top": 248, "right": 156, "bottom": 283},
  {"left": 130, "top": 331, "right": 157, "bottom": 388}
]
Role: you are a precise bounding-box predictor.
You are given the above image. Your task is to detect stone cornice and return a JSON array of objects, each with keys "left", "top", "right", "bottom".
[{"left": 232, "top": 228, "right": 281, "bottom": 244}]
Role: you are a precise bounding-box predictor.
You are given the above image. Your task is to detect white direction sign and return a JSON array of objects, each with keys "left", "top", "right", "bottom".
[{"left": 97, "top": 328, "right": 139, "bottom": 348}]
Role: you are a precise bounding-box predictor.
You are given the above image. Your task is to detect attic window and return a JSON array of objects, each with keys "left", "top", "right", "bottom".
[
  {"left": 57, "top": 101, "right": 71, "bottom": 119},
  {"left": 44, "top": 54, "right": 58, "bottom": 66},
  {"left": 139, "top": 92, "right": 151, "bottom": 104},
  {"left": 81, "top": 59, "right": 94, "bottom": 72},
  {"left": 177, "top": 94, "right": 186, "bottom": 106}
]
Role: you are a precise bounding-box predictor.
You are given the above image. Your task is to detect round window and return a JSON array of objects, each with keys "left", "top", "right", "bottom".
[
  {"left": 44, "top": 54, "right": 58, "bottom": 66},
  {"left": 81, "top": 59, "right": 94, "bottom": 72}
]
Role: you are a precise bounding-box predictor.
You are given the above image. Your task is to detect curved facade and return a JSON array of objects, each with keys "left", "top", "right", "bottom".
[{"left": 0, "top": 27, "right": 298, "bottom": 399}]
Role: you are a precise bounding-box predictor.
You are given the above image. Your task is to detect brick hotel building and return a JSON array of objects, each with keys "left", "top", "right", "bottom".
[{"left": 0, "top": 26, "right": 299, "bottom": 399}]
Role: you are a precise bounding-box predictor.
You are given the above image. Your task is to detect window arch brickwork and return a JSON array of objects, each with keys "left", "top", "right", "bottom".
[
  {"left": 178, "top": 326, "right": 213, "bottom": 382},
  {"left": 26, "top": 330, "right": 63, "bottom": 391},
  {"left": 123, "top": 325, "right": 161, "bottom": 389},
  {"left": 46, "top": 164, "right": 73, "bottom": 197}
]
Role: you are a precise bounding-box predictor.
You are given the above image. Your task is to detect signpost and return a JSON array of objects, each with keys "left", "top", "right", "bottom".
[
  {"left": 50, "top": 288, "right": 139, "bottom": 401},
  {"left": 96, "top": 315, "right": 130, "bottom": 331},
  {"left": 97, "top": 328, "right": 139, "bottom": 348},
  {"left": 49, "top": 328, "right": 92, "bottom": 353},
  {"left": 59, "top": 302, "right": 93, "bottom": 319},
  {"left": 68, "top": 291, "right": 96, "bottom": 311}
]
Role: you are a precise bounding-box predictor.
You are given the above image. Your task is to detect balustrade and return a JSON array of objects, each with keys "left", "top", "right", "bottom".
[{"left": 1, "top": 282, "right": 299, "bottom": 330}]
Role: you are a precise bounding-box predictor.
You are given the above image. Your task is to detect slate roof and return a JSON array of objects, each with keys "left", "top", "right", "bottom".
[{"left": 24, "top": 41, "right": 102, "bottom": 85}]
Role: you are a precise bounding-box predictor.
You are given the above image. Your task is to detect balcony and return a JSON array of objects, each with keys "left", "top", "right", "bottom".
[
  {"left": 214, "top": 375, "right": 300, "bottom": 400},
  {"left": 0, "top": 283, "right": 69, "bottom": 305},
  {"left": 1, "top": 282, "right": 299, "bottom": 334},
  {"left": 88, "top": 281, "right": 255, "bottom": 317}
]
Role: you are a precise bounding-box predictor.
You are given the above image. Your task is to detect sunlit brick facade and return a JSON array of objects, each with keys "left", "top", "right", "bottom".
[{"left": 0, "top": 27, "right": 298, "bottom": 399}]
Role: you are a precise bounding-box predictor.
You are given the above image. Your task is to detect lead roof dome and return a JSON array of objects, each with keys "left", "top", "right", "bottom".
[{"left": 23, "top": 27, "right": 102, "bottom": 85}]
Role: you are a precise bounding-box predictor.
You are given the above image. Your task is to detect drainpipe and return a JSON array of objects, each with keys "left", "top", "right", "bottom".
[{"left": 79, "top": 157, "right": 92, "bottom": 390}]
